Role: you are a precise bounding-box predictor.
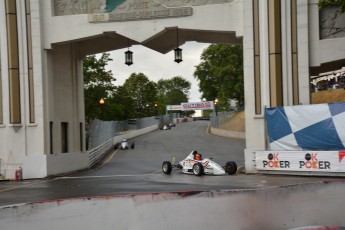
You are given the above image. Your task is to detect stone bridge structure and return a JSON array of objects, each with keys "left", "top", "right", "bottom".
[{"left": 0, "top": 0, "right": 344, "bottom": 179}]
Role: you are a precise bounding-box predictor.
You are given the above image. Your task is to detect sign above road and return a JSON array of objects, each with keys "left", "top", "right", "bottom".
[
  {"left": 181, "top": 101, "right": 214, "bottom": 111},
  {"left": 166, "top": 105, "right": 183, "bottom": 111},
  {"left": 166, "top": 101, "right": 215, "bottom": 111}
]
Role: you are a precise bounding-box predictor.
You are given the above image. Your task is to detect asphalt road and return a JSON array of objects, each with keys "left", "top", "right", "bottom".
[{"left": 0, "top": 121, "right": 342, "bottom": 207}]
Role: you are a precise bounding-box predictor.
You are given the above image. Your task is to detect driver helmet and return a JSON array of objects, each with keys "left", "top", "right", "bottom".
[
  {"left": 195, "top": 153, "right": 201, "bottom": 161},
  {"left": 123, "top": 139, "right": 127, "bottom": 142}
]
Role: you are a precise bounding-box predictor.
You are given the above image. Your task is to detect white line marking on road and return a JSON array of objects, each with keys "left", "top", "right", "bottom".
[
  {"left": 59, "top": 170, "right": 162, "bottom": 179},
  {"left": 0, "top": 179, "right": 57, "bottom": 193}
]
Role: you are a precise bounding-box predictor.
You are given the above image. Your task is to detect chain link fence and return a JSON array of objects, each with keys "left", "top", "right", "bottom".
[
  {"left": 87, "top": 115, "right": 173, "bottom": 150},
  {"left": 210, "top": 107, "right": 244, "bottom": 129}
]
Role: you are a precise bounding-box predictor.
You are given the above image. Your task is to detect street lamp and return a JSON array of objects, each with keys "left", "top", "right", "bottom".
[
  {"left": 125, "top": 49, "right": 133, "bottom": 66},
  {"left": 214, "top": 98, "right": 218, "bottom": 128},
  {"left": 174, "top": 28, "right": 183, "bottom": 63},
  {"left": 99, "top": 98, "right": 105, "bottom": 120},
  {"left": 125, "top": 39, "right": 133, "bottom": 66},
  {"left": 214, "top": 98, "right": 218, "bottom": 114},
  {"left": 154, "top": 103, "right": 158, "bottom": 115}
]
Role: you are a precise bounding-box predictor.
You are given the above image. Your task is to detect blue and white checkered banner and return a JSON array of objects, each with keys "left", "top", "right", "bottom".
[{"left": 265, "top": 102, "right": 345, "bottom": 151}]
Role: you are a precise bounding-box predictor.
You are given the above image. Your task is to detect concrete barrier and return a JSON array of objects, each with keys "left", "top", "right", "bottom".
[
  {"left": 209, "top": 126, "right": 245, "bottom": 139},
  {"left": 113, "top": 125, "right": 158, "bottom": 143},
  {"left": 1, "top": 182, "right": 345, "bottom": 229}
]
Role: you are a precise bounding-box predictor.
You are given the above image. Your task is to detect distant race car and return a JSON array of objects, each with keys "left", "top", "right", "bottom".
[
  {"left": 160, "top": 124, "right": 171, "bottom": 130},
  {"left": 114, "top": 139, "right": 135, "bottom": 150},
  {"left": 168, "top": 123, "right": 176, "bottom": 128},
  {"left": 162, "top": 150, "right": 237, "bottom": 176}
]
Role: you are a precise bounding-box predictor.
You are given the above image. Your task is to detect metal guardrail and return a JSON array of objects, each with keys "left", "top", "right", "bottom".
[{"left": 88, "top": 139, "right": 114, "bottom": 168}]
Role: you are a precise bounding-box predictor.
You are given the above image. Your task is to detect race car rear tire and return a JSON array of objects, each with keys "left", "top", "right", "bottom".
[
  {"left": 225, "top": 161, "right": 237, "bottom": 175},
  {"left": 192, "top": 163, "right": 204, "bottom": 176},
  {"left": 131, "top": 143, "right": 135, "bottom": 149},
  {"left": 162, "top": 161, "right": 172, "bottom": 174}
]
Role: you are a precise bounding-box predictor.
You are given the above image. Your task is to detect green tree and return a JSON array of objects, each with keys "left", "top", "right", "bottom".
[
  {"left": 319, "top": 0, "right": 345, "bottom": 12},
  {"left": 123, "top": 73, "right": 158, "bottom": 117},
  {"left": 106, "top": 86, "right": 136, "bottom": 120},
  {"left": 83, "top": 53, "right": 116, "bottom": 121},
  {"left": 194, "top": 44, "right": 244, "bottom": 110},
  {"left": 156, "top": 76, "right": 191, "bottom": 114}
]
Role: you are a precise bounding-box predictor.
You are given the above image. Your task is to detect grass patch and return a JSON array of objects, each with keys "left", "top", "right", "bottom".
[
  {"left": 311, "top": 88, "right": 345, "bottom": 104},
  {"left": 223, "top": 110, "right": 245, "bottom": 132}
]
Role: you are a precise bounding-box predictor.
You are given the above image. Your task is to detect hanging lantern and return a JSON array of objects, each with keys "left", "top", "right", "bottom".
[
  {"left": 174, "top": 47, "right": 182, "bottom": 63},
  {"left": 125, "top": 39, "right": 133, "bottom": 66},
  {"left": 125, "top": 49, "right": 133, "bottom": 66},
  {"left": 174, "top": 28, "right": 183, "bottom": 63}
]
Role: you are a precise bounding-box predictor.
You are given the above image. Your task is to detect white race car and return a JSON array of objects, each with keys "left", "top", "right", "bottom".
[
  {"left": 114, "top": 139, "right": 135, "bottom": 150},
  {"left": 160, "top": 124, "right": 171, "bottom": 130},
  {"left": 162, "top": 150, "right": 237, "bottom": 176}
]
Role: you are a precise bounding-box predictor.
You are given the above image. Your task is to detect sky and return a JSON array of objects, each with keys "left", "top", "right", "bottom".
[{"left": 105, "top": 42, "right": 210, "bottom": 102}]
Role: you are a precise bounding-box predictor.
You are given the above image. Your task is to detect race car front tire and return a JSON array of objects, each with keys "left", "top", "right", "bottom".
[
  {"left": 162, "top": 161, "right": 172, "bottom": 174},
  {"left": 225, "top": 161, "right": 237, "bottom": 175},
  {"left": 192, "top": 163, "right": 204, "bottom": 176}
]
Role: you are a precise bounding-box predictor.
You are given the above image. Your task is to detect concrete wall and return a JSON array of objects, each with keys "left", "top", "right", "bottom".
[
  {"left": 1, "top": 182, "right": 345, "bottom": 229},
  {"left": 209, "top": 126, "right": 245, "bottom": 140},
  {"left": 21, "top": 125, "right": 158, "bottom": 180}
]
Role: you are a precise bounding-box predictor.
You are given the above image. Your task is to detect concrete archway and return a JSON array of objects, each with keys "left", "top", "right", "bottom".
[{"left": 0, "top": 0, "right": 344, "bottom": 179}]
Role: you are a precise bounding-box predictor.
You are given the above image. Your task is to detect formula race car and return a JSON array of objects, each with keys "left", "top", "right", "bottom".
[
  {"left": 160, "top": 124, "right": 171, "bottom": 130},
  {"left": 114, "top": 139, "right": 135, "bottom": 150},
  {"left": 162, "top": 150, "right": 237, "bottom": 176},
  {"left": 159, "top": 122, "right": 176, "bottom": 130},
  {"left": 168, "top": 123, "right": 176, "bottom": 128}
]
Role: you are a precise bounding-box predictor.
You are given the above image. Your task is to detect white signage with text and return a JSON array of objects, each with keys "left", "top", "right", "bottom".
[{"left": 255, "top": 150, "right": 345, "bottom": 172}]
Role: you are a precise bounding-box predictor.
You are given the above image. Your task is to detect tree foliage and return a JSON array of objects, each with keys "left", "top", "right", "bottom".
[
  {"left": 123, "top": 73, "right": 158, "bottom": 118},
  {"left": 83, "top": 53, "right": 116, "bottom": 122},
  {"left": 194, "top": 44, "right": 244, "bottom": 110},
  {"left": 83, "top": 54, "right": 193, "bottom": 121},
  {"left": 318, "top": 0, "right": 345, "bottom": 12},
  {"left": 156, "top": 76, "right": 191, "bottom": 114}
]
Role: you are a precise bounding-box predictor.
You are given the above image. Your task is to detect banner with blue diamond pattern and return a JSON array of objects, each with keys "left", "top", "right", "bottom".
[{"left": 265, "top": 102, "right": 345, "bottom": 151}]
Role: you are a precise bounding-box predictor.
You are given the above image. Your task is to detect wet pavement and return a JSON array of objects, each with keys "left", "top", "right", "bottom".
[{"left": 0, "top": 121, "right": 343, "bottom": 207}]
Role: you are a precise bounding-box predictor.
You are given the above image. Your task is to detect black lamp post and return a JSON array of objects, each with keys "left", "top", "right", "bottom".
[
  {"left": 99, "top": 98, "right": 105, "bottom": 120},
  {"left": 154, "top": 103, "right": 158, "bottom": 115},
  {"left": 214, "top": 98, "right": 218, "bottom": 128}
]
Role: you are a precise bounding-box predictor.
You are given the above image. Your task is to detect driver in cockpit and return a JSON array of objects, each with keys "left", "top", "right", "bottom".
[{"left": 193, "top": 150, "right": 202, "bottom": 161}]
